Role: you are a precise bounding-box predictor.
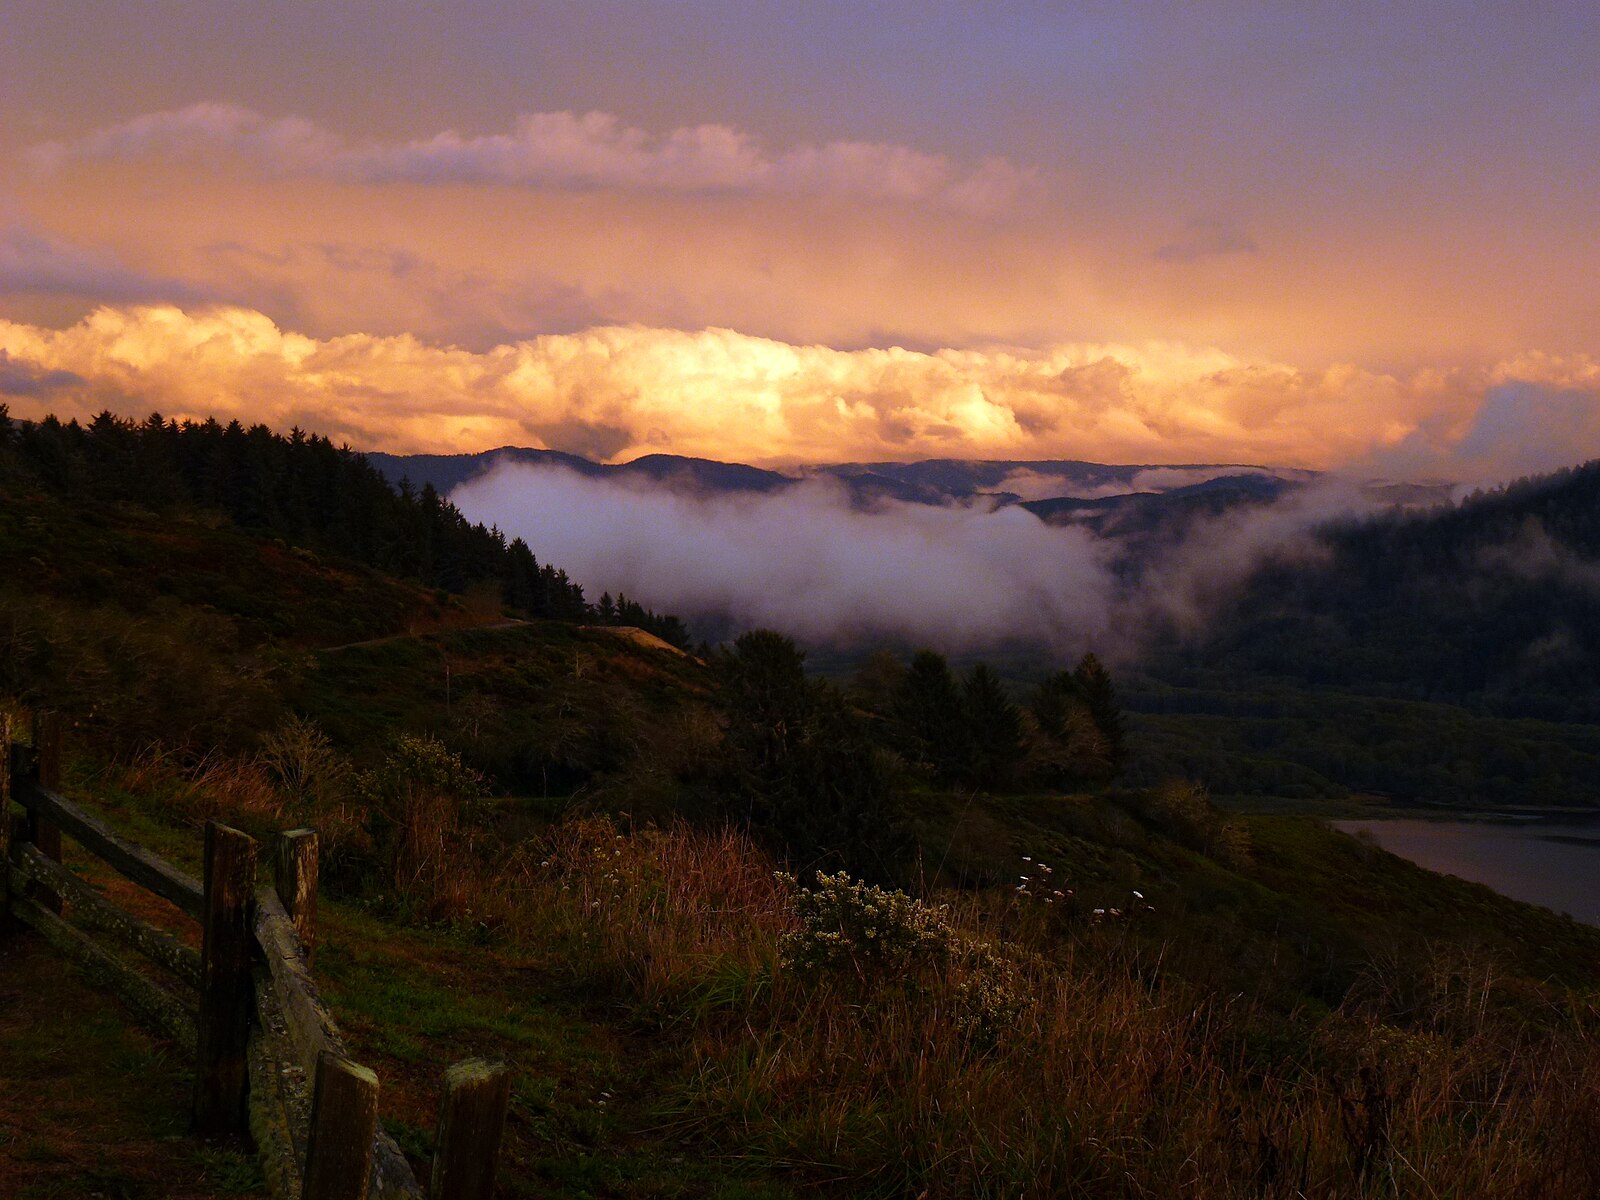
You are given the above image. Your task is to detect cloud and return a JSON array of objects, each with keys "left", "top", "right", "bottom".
[
  {"left": 0, "top": 225, "right": 208, "bottom": 304},
  {"left": 455, "top": 463, "right": 1118, "bottom": 652},
  {"left": 1478, "top": 517, "right": 1600, "bottom": 593},
  {"left": 1155, "top": 219, "right": 1258, "bottom": 263},
  {"left": 520, "top": 415, "right": 634, "bottom": 461},
  {"left": 193, "top": 240, "right": 618, "bottom": 350},
  {"left": 451, "top": 462, "right": 1368, "bottom": 657},
  {"left": 1453, "top": 382, "right": 1600, "bottom": 478},
  {"left": 1134, "top": 479, "right": 1370, "bottom": 636},
  {"left": 31, "top": 104, "right": 1033, "bottom": 214},
  {"left": 1, "top": 303, "right": 1598, "bottom": 478},
  {"left": 26, "top": 102, "right": 339, "bottom": 174},
  {"left": 0, "top": 349, "right": 84, "bottom": 397},
  {"left": 1357, "top": 365, "right": 1600, "bottom": 483}
]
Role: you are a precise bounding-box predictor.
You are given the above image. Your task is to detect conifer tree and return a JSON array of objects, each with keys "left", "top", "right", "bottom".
[
  {"left": 1073, "top": 652, "right": 1127, "bottom": 770},
  {"left": 893, "top": 649, "right": 966, "bottom": 780},
  {"left": 1030, "top": 668, "right": 1079, "bottom": 740},
  {"left": 962, "top": 662, "right": 1023, "bottom": 789}
]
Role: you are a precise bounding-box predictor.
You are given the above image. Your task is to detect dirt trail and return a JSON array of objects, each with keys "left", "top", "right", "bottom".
[{"left": 318, "top": 617, "right": 531, "bottom": 654}]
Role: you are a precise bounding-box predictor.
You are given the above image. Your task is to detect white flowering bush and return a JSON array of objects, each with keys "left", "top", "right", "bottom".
[
  {"left": 778, "top": 870, "right": 1026, "bottom": 1046},
  {"left": 779, "top": 870, "right": 956, "bottom": 979},
  {"left": 948, "top": 941, "right": 1026, "bottom": 1047}
]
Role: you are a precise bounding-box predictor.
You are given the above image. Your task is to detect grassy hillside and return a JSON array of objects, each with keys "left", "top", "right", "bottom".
[{"left": 9, "top": 427, "right": 1600, "bottom": 1195}]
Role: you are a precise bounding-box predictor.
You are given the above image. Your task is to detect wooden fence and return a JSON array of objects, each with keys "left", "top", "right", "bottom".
[{"left": 2, "top": 709, "right": 513, "bottom": 1200}]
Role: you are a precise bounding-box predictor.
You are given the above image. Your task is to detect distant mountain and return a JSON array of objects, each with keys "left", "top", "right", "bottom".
[
  {"left": 811, "top": 458, "right": 1312, "bottom": 503},
  {"left": 364, "top": 447, "right": 601, "bottom": 495},
  {"left": 1023, "top": 472, "right": 1298, "bottom": 539},
  {"left": 618, "top": 454, "right": 792, "bottom": 493},
  {"left": 367, "top": 447, "right": 1321, "bottom": 513},
  {"left": 365, "top": 447, "right": 793, "bottom": 497}
]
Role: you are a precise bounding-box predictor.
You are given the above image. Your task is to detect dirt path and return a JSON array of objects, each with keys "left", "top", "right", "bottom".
[
  {"left": 0, "top": 930, "right": 264, "bottom": 1199},
  {"left": 318, "top": 618, "right": 531, "bottom": 654}
]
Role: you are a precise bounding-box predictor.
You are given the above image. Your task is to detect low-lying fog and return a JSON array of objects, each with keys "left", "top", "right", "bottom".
[{"left": 452, "top": 463, "right": 1371, "bottom": 658}]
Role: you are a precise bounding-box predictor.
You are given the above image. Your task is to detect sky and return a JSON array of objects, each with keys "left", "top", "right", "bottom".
[{"left": 2, "top": 2, "right": 1598, "bottom": 476}]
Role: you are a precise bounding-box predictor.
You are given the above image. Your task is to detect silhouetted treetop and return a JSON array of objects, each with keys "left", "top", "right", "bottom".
[{"left": 0, "top": 408, "right": 688, "bottom": 644}]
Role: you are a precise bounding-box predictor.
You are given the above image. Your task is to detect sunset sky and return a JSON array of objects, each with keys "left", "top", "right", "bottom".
[{"left": 2, "top": 2, "right": 1597, "bottom": 477}]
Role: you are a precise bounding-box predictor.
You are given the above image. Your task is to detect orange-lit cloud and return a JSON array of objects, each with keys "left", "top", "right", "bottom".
[
  {"left": 13, "top": 110, "right": 1597, "bottom": 375},
  {"left": 30, "top": 104, "right": 1031, "bottom": 214},
  {"left": 4, "top": 303, "right": 1598, "bottom": 477}
]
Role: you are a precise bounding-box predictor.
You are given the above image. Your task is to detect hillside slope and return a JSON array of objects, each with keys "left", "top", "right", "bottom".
[
  {"left": 1124, "top": 460, "right": 1600, "bottom": 810},
  {"left": 8, "top": 416, "right": 1600, "bottom": 1194}
]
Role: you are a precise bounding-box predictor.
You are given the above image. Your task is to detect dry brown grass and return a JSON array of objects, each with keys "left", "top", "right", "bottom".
[
  {"left": 444, "top": 817, "right": 1600, "bottom": 1199},
  {"left": 93, "top": 741, "right": 1600, "bottom": 1197}
]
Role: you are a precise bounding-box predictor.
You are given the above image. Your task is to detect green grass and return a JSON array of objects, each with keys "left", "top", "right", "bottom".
[{"left": 312, "top": 904, "right": 802, "bottom": 1198}]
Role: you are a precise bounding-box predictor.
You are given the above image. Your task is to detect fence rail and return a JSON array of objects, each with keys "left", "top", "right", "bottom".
[{"left": 2, "top": 708, "right": 513, "bottom": 1200}]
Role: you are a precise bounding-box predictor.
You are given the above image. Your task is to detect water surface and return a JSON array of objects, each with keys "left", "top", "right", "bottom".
[{"left": 1334, "top": 818, "right": 1600, "bottom": 927}]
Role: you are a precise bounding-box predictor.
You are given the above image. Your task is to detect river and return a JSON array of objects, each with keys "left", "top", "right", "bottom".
[{"left": 1333, "top": 818, "right": 1600, "bottom": 927}]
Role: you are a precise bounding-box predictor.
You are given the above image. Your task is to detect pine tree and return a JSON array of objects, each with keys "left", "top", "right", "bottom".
[
  {"left": 1073, "top": 653, "right": 1127, "bottom": 770},
  {"left": 893, "top": 650, "right": 966, "bottom": 780},
  {"left": 1029, "top": 669, "right": 1079, "bottom": 740},
  {"left": 962, "top": 662, "right": 1023, "bottom": 789}
]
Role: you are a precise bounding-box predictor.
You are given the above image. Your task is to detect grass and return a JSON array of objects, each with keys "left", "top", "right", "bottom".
[
  {"left": 0, "top": 933, "right": 264, "bottom": 1199},
  {"left": 10, "top": 484, "right": 1600, "bottom": 1196},
  {"left": 306, "top": 899, "right": 803, "bottom": 1197},
  {"left": 266, "top": 796, "right": 1600, "bottom": 1197},
  {"left": 31, "top": 712, "right": 1600, "bottom": 1197}
]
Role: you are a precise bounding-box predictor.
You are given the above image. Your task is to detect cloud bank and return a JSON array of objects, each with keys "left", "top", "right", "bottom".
[
  {"left": 452, "top": 462, "right": 1367, "bottom": 656},
  {"left": 30, "top": 104, "right": 1031, "bottom": 214},
  {"left": 3, "top": 305, "right": 1600, "bottom": 476},
  {"left": 456, "top": 466, "right": 1117, "bottom": 651}
]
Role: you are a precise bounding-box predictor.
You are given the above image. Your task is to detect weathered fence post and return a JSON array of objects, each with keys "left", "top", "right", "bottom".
[
  {"left": 275, "top": 827, "right": 319, "bottom": 962},
  {"left": 193, "top": 821, "right": 258, "bottom": 1138},
  {"left": 24, "top": 710, "right": 63, "bottom": 913},
  {"left": 430, "top": 1058, "right": 513, "bottom": 1200},
  {"left": 303, "top": 1050, "right": 379, "bottom": 1200}
]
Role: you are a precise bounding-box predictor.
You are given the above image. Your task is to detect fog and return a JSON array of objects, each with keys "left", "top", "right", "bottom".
[{"left": 452, "top": 463, "right": 1367, "bottom": 659}]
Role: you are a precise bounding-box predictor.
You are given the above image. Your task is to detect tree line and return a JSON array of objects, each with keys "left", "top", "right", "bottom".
[
  {"left": 0, "top": 407, "right": 690, "bottom": 647},
  {"left": 707, "top": 630, "right": 1127, "bottom": 878}
]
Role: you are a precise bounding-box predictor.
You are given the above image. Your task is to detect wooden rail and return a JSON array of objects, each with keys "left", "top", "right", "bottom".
[
  {"left": 2, "top": 709, "right": 512, "bottom": 1200},
  {"left": 11, "top": 772, "right": 205, "bottom": 918}
]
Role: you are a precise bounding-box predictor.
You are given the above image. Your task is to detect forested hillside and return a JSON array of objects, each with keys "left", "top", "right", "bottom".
[
  {"left": 0, "top": 407, "right": 688, "bottom": 648},
  {"left": 1132, "top": 460, "right": 1600, "bottom": 809},
  {"left": 10, "top": 411, "right": 1600, "bottom": 1195},
  {"left": 1171, "top": 460, "right": 1600, "bottom": 717}
]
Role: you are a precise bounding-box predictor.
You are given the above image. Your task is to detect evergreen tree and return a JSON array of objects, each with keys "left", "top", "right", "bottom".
[
  {"left": 715, "top": 629, "right": 905, "bottom": 878},
  {"left": 962, "top": 662, "right": 1023, "bottom": 789},
  {"left": 1030, "top": 669, "right": 1079, "bottom": 741},
  {"left": 0, "top": 407, "right": 670, "bottom": 633},
  {"left": 1073, "top": 653, "right": 1127, "bottom": 771},
  {"left": 893, "top": 650, "right": 966, "bottom": 780},
  {"left": 718, "top": 629, "right": 811, "bottom": 780}
]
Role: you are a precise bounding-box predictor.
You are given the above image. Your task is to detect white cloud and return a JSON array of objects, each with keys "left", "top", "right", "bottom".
[{"left": 454, "top": 464, "right": 1118, "bottom": 652}]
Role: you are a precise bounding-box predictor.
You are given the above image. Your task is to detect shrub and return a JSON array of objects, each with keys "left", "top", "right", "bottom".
[
  {"left": 259, "top": 713, "right": 347, "bottom": 808},
  {"left": 779, "top": 869, "right": 956, "bottom": 982},
  {"left": 1140, "top": 778, "right": 1253, "bottom": 867},
  {"left": 778, "top": 869, "right": 1025, "bottom": 1046},
  {"left": 352, "top": 734, "right": 486, "bottom": 918}
]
